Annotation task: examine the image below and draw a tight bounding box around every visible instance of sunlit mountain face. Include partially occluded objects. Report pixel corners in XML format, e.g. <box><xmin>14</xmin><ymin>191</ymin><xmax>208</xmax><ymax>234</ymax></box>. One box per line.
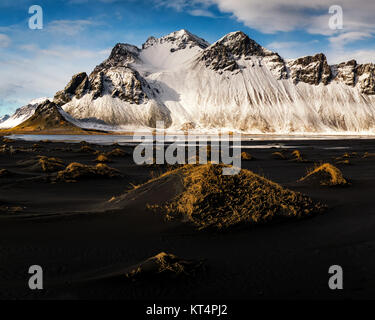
<box><xmin>3</xmin><ymin>29</ymin><xmax>375</xmax><ymax>134</ymax></box>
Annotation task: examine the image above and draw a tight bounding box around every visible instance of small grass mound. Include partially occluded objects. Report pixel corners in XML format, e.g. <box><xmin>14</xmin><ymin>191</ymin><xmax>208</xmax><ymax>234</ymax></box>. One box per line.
<box><xmin>124</xmin><ymin>252</ymin><xmax>203</xmax><ymax>280</ymax></box>
<box><xmin>298</xmin><ymin>163</ymin><xmax>349</xmax><ymax>186</ymax></box>
<box><xmin>2</xmin><ymin>138</ymin><xmax>14</xmax><ymax>143</ymax></box>
<box><xmin>0</xmin><ymin>169</ymin><xmax>12</xmax><ymax>177</ymax></box>
<box><xmin>272</xmin><ymin>151</ymin><xmax>287</xmax><ymax>160</ymax></box>
<box><xmin>291</xmin><ymin>150</ymin><xmax>307</xmax><ymax>162</ymax></box>
<box><xmin>151</xmin><ymin>164</ymin><xmax>324</xmax><ymax>230</ymax></box>
<box><xmin>79</xmin><ymin>145</ymin><xmax>96</xmax><ymax>153</ymax></box>
<box><xmin>106</xmin><ymin>148</ymin><xmax>127</xmax><ymax>157</ymax></box>
<box><xmin>241</xmin><ymin>151</ymin><xmax>253</xmax><ymax>161</ymax></box>
<box><xmin>56</xmin><ymin>162</ymin><xmax>121</xmax><ymax>182</ymax></box>
<box><xmin>363</xmin><ymin>152</ymin><xmax>375</xmax><ymax>159</ymax></box>
<box><xmin>335</xmin><ymin>159</ymin><xmax>350</xmax><ymax>165</ymax></box>
<box><xmin>17</xmin><ymin>156</ymin><xmax>65</xmax><ymax>172</ymax></box>
<box><xmin>95</xmin><ymin>154</ymin><xmax>111</xmax><ymax>163</ymax></box>
<box><xmin>0</xmin><ymin>144</ymin><xmax>9</xmax><ymax>153</ymax></box>
<box><xmin>0</xmin><ymin>203</ymin><xmax>24</xmax><ymax>213</ymax></box>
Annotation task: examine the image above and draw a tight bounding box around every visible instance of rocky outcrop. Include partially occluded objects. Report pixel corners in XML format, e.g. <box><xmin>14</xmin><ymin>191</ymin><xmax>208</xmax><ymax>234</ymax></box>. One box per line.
<box><xmin>196</xmin><ymin>31</ymin><xmax>287</xmax><ymax>79</ymax></box>
<box><xmin>357</xmin><ymin>63</ymin><xmax>375</xmax><ymax>95</ymax></box>
<box><xmin>288</xmin><ymin>53</ymin><xmax>332</xmax><ymax>85</ymax></box>
<box><xmin>54</xmin><ymin>45</ymin><xmax>153</xmax><ymax>106</ymax></box>
<box><xmin>54</xmin><ymin>72</ymin><xmax>90</xmax><ymax>106</ymax></box>
<box><xmin>198</xmin><ymin>42</ymin><xmax>239</xmax><ymax>72</ymax></box>
<box><xmin>332</xmin><ymin>60</ymin><xmax>375</xmax><ymax>95</ymax></box>
<box><xmin>89</xmin><ymin>67</ymin><xmax>152</xmax><ymax>104</ymax></box>
<box><xmin>92</xmin><ymin>43</ymin><xmax>140</xmax><ymax>74</ymax></box>
<box><xmin>335</xmin><ymin>60</ymin><xmax>357</xmax><ymax>87</ymax></box>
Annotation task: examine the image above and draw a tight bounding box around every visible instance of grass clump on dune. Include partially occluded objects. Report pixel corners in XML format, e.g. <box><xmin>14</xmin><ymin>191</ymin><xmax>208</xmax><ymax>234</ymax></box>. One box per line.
<box><xmin>124</xmin><ymin>252</ymin><xmax>203</xmax><ymax>280</ymax></box>
<box><xmin>56</xmin><ymin>162</ymin><xmax>121</xmax><ymax>182</ymax></box>
<box><xmin>106</xmin><ymin>148</ymin><xmax>127</xmax><ymax>157</ymax></box>
<box><xmin>151</xmin><ymin>164</ymin><xmax>324</xmax><ymax>230</ymax></box>
<box><xmin>241</xmin><ymin>151</ymin><xmax>253</xmax><ymax>160</ymax></box>
<box><xmin>95</xmin><ymin>154</ymin><xmax>111</xmax><ymax>163</ymax></box>
<box><xmin>291</xmin><ymin>150</ymin><xmax>307</xmax><ymax>162</ymax></box>
<box><xmin>17</xmin><ymin>156</ymin><xmax>65</xmax><ymax>173</ymax></box>
<box><xmin>363</xmin><ymin>152</ymin><xmax>375</xmax><ymax>159</ymax></box>
<box><xmin>0</xmin><ymin>169</ymin><xmax>12</xmax><ymax>177</ymax></box>
<box><xmin>272</xmin><ymin>151</ymin><xmax>287</xmax><ymax>160</ymax></box>
<box><xmin>298</xmin><ymin>163</ymin><xmax>348</xmax><ymax>186</ymax></box>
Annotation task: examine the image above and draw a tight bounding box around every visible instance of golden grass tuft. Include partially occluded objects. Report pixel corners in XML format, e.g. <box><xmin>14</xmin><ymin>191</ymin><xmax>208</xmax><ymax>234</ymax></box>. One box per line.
<box><xmin>56</xmin><ymin>162</ymin><xmax>121</xmax><ymax>182</ymax></box>
<box><xmin>363</xmin><ymin>152</ymin><xmax>375</xmax><ymax>159</ymax></box>
<box><xmin>95</xmin><ymin>154</ymin><xmax>111</xmax><ymax>163</ymax></box>
<box><xmin>37</xmin><ymin>156</ymin><xmax>65</xmax><ymax>172</ymax></box>
<box><xmin>151</xmin><ymin>164</ymin><xmax>324</xmax><ymax>230</ymax></box>
<box><xmin>241</xmin><ymin>151</ymin><xmax>253</xmax><ymax>160</ymax></box>
<box><xmin>272</xmin><ymin>151</ymin><xmax>287</xmax><ymax>160</ymax></box>
<box><xmin>17</xmin><ymin>156</ymin><xmax>65</xmax><ymax>172</ymax></box>
<box><xmin>79</xmin><ymin>145</ymin><xmax>96</xmax><ymax>153</ymax></box>
<box><xmin>124</xmin><ymin>252</ymin><xmax>203</xmax><ymax>280</ymax></box>
<box><xmin>335</xmin><ymin>159</ymin><xmax>350</xmax><ymax>165</ymax></box>
<box><xmin>291</xmin><ymin>150</ymin><xmax>306</xmax><ymax>162</ymax></box>
<box><xmin>106</xmin><ymin>148</ymin><xmax>127</xmax><ymax>157</ymax></box>
<box><xmin>0</xmin><ymin>169</ymin><xmax>11</xmax><ymax>177</ymax></box>
<box><xmin>299</xmin><ymin>163</ymin><xmax>348</xmax><ymax>186</ymax></box>
<box><xmin>2</xmin><ymin>138</ymin><xmax>14</xmax><ymax>143</ymax></box>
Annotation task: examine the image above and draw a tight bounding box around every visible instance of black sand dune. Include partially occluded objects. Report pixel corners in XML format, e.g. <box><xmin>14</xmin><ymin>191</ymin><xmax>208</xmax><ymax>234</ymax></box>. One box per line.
<box><xmin>1</xmin><ymin>136</ymin><xmax>375</xmax><ymax>299</ymax></box>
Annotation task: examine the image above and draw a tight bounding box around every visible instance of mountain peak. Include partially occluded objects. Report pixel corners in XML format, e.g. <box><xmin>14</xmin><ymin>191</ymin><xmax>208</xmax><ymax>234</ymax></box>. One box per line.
<box><xmin>0</xmin><ymin>114</ymin><xmax>9</xmax><ymax>123</ymax></box>
<box><xmin>214</xmin><ymin>31</ymin><xmax>267</xmax><ymax>57</ymax></box>
<box><xmin>142</xmin><ymin>29</ymin><xmax>210</xmax><ymax>51</ymax></box>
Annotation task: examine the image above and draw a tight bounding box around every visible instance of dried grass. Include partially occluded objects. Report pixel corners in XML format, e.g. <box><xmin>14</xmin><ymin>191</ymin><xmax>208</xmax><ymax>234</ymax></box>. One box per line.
<box><xmin>299</xmin><ymin>163</ymin><xmax>348</xmax><ymax>186</ymax></box>
<box><xmin>151</xmin><ymin>164</ymin><xmax>324</xmax><ymax>230</ymax></box>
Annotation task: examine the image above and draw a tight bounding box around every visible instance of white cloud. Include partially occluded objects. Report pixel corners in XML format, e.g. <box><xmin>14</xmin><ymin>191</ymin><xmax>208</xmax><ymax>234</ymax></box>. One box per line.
<box><xmin>267</xmin><ymin>41</ymin><xmax>305</xmax><ymax>50</ymax></box>
<box><xmin>0</xmin><ymin>45</ymin><xmax>110</xmax><ymax>113</ymax></box>
<box><xmin>199</xmin><ymin>0</ymin><xmax>375</xmax><ymax>36</ymax></box>
<box><xmin>188</xmin><ymin>9</ymin><xmax>215</xmax><ymax>18</ymax></box>
<box><xmin>327</xmin><ymin>49</ymin><xmax>375</xmax><ymax>65</ymax></box>
<box><xmin>329</xmin><ymin>31</ymin><xmax>373</xmax><ymax>47</ymax></box>
<box><xmin>0</xmin><ymin>34</ymin><xmax>11</xmax><ymax>48</ymax></box>
<box><xmin>47</xmin><ymin>19</ymin><xmax>96</xmax><ymax>36</ymax></box>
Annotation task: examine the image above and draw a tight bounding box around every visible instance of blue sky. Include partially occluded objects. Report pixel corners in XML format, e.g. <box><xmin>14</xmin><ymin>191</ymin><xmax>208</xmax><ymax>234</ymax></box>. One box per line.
<box><xmin>1</xmin><ymin>0</ymin><xmax>375</xmax><ymax>116</ymax></box>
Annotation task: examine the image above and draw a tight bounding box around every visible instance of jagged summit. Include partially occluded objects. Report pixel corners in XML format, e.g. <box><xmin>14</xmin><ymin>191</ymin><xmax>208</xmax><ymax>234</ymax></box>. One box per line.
<box><xmin>142</xmin><ymin>29</ymin><xmax>210</xmax><ymax>51</ymax></box>
<box><xmin>214</xmin><ymin>31</ymin><xmax>268</xmax><ymax>57</ymax></box>
<box><xmin>196</xmin><ymin>30</ymin><xmax>288</xmax><ymax>78</ymax></box>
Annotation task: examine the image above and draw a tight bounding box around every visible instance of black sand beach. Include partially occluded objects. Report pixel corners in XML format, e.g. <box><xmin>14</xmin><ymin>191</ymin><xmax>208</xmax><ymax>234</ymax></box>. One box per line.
<box><xmin>1</xmin><ymin>136</ymin><xmax>375</xmax><ymax>300</ymax></box>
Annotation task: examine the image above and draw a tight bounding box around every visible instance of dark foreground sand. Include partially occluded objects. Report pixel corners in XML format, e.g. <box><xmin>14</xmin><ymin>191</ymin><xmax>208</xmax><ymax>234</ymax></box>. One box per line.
<box><xmin>1</xmin><ymin>136</ymin><xmax>375</xmax><ymax>300</ymax></box>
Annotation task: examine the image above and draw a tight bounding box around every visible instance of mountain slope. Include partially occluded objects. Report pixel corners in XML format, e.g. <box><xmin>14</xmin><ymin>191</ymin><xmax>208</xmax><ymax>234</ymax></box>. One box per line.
<box><xmin>7</xmin><ymin>29</ymin><xmax>375</xmax><ymax>134</ymax></box>
<box><xmin>7</xmin><ymin>100</ymin><xmax>100</xmax><ymax>134</ymax></box>
<box><xmin>0</xmin><ymin>115</ymin><xmax>9</xmax><ymax>124</ymax></box>
<box><xmin>0</xmin><ymin>98</ymin><xmax>49</xmax><ymax>129</ymax></box>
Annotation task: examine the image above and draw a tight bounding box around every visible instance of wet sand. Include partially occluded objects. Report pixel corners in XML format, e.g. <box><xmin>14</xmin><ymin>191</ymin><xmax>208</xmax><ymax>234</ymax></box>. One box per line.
<box><xmin>1</xmin><ymin>136</ymin><xmax>375</xmax><ymax>300</ymax></box>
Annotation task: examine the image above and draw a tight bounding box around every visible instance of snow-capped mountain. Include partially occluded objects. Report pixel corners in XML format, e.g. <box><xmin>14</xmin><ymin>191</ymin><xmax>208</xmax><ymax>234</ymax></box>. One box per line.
<box><xmin>0</xmin><ymin>98</ymin><xmax>49</xmax><ymax>129</ymax></box>
<box><xmin>0</xmin><ymin>114</ymin><xmax>10</xmax><ymax>124</ymax></box>
<box><xmin>6</xmin><ymin>29</ymin><xmax>375</xmax><ymax>133</ymax></box>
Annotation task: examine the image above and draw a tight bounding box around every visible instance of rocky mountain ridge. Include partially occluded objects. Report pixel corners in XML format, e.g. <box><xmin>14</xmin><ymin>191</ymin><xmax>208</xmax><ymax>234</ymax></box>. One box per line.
<box><xmin>3</xmin><ymin>29</ymin><xmax>375</xmax><ymax>133</ymax></box>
